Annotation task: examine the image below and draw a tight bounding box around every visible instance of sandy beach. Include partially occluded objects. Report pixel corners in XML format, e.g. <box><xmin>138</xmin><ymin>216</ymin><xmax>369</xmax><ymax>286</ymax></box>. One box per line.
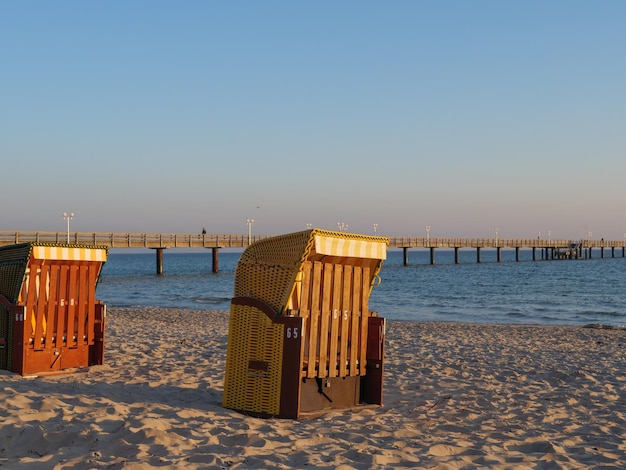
<box><xmin>1</xmin><ymin>307</ymin><xmax>625</xmax><ymax>469</ymax></box>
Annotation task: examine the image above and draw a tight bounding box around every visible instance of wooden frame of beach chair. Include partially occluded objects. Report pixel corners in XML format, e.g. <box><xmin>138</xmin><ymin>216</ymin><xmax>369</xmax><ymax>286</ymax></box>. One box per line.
<box><xmin>223</xmin><ymin>229</ymin><xmax>388</xmax><ymax>419</ymax></box>
<box><xmin>0</xmin><ymin>243</ymin><xmax>108</xmax><ymax>376</ymax></box>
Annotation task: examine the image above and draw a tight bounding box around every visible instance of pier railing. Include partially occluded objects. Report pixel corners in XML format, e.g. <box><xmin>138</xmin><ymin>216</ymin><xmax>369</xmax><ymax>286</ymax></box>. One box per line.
<box><xmin>0</xmin><ymin>231</ymin><xmax>266</xmax><ymax>248</ymax></box>
<box><xmin>0</xmin><ymin>231</ymin><xmax>624</xmax><ymax>249</ymax></box>
<box><xmin>386</xmin><ymin>237</ymin><xmax>623</xmax><ymax>249</ymax></box>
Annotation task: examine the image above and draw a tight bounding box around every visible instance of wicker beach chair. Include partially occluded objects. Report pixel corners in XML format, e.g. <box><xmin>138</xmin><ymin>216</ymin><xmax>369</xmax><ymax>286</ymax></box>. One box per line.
<box><xmin>0</xmin><ymin>243</ymin><xmax>108</xmax><ymax>376</ymax></box>
<box><xmin>223</xmin><ymin>229</ymin><xmax>389</xmax><ymax>418</ymax></box>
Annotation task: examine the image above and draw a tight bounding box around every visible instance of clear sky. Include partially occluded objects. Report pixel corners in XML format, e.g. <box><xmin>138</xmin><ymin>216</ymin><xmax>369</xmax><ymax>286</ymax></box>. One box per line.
<box><xmin>2</xmin><ymin>1</ymin><xmax>625</xmax><ymax>240</ymax></box>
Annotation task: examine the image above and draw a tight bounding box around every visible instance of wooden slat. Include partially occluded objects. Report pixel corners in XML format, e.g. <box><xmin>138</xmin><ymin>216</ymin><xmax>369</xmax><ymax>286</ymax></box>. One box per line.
<box><xmin>76</xmin><ymin>265</ymin><xmax>87</xmax><ymax>345</ymax></box>
<box><xmin>339</xmin><ymin>266</ymin><xmax>352</xmax><ymax>377</ymax></box>
<box><xmin>57</xmin><ymin>265</ymin><xmax>69</xmax><ymax>347</ymax></box>
<box><xmin>349</xmin><ymin>266</ymin><xmax>362</xmax><ymax>376</ymax></box>
<box><xmin>34</xmin><ymin>263</ymin><xmax>49</xmax><ymax>350</ymax></box>
<box><xmin>299</xmin><ymin>262</ymin><xmax>312</xmax><ymax>376</ymax></box>
<box><xmin>306</xmin><ymin>261</ymin><xmax>322</xmax><ymax>378</ymax></box>
<box><xmin>86</xmin><ymin>264</ymin><xmax>98</xmax><ymax>344</ymax></box>
<box><xmin>67</xmin><ymin>265</ymin><xmax>78</xmax><ymax>347</ymax></box>
<box><xmin>317</xmin><ymin>263</ymin><xmax>333</xmax><ymax>378</ymax></box>
<box><xmin>299</xmin><ymin>261</ymin><xmax>312</xmax><ymax>320</ymax></box>
<box><xmin>24</xmin><ymin>263</ymin><xmax>39</xmax><ymax>347</ymax></box>
<box><xmin>328</xmin><ymin>264</ymin><xmax>343</xmax><ymax>378</ymax></box>
<box><xmin>359</xmin><ymin>266</ymin><xmax>371</xmax><ymax>375</ymax></box>
<box><xmin>45</xmin><ymin>264</ymin><xmax>60</xmax><ymax>348</ymax></box>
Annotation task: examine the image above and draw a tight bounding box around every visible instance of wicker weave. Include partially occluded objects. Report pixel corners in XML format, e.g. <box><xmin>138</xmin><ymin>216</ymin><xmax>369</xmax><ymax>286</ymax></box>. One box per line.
<box><xmin>222</xmin><ymin>303</ymin><xmax>284</xmax><ymax>415</ymax></box>
<box><xmin>0</xmin><ymin>243</ymin><xmax>32</xmax><ymax>304</ymax></box>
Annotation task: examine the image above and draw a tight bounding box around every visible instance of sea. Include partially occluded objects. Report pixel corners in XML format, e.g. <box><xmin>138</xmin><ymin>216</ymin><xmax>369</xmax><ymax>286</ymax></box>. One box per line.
<box><xmin>96</xmin><ymin>248</ymin><xmax>626</xmax><ymax>327</ymax></box>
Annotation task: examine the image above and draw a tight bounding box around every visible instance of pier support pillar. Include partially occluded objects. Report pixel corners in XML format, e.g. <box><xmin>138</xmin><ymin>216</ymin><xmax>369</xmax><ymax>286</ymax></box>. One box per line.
<box><xmin>601</xmin><ymin>247</ymin><xmax>605</xmax><ymax>259</ymax></box>
<box><xmin>476</xmin><ymin>247</ymin><xmax>481</xmax><ymax>263</ymax></box>
<box><xmin>611</xmin><ymin>247</ymin><xmax>615</xmax><ymax>258</ymax></box>
<box><xmin>155</xmin><ymin>248</ymin><xmax>164</xmax><ymax>275</ymax></box>
<box><xmin>212</xmin><ymin>247</ymin><xmax>219</xmax><ymax>273</ymax></box>
<box><xmin>430</xmin><ymin>247</ymin><xmax>436</xmax><ymax>265</ymax></box>
<box><xmin>623</xmin><ymin>247</ymin><xmax>625</xmax><ymax>258</ymax></box>
<box><xmin>403</xmin><ymin>247</ymin><xmax>409</xmax><ymax>266</ymax></box>
<box><xmin>496</xmin><ymin>247</ymin><xmax>502</xmax><ymax>263</ymax></box>
<box><xmin>515</xmin><ymin>247</ymin><xmax>520</xmax><ymax>262</ymax></box>
<box><xmin>589</xmin><ymin>248</ymin><xmax>593</xmax><ymax>259</ymax></box>
<box><xmin>532</xmin><ymin>247</ymin><xmax>537</xmax><ymax>261</ymax></box>
<box><xmin>454</xmin><ymin>247</ymin><xmax>460</xmax><ymax>264</ymax></box>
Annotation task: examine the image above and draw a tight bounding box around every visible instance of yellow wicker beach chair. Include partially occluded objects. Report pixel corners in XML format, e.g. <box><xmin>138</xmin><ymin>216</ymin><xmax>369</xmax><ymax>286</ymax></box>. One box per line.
<box><xmin>0</xmin><ymin>243</ymin><xmax>108</xmax><ymax>376</ymax></box>
<box><xmin>223</xmin><ymin>229</ymin><xmax>388</xmax><ymax>418</ymax></box>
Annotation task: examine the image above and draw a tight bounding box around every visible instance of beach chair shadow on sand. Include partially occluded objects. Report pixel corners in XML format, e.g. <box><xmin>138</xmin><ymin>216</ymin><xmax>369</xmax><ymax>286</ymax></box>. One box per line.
<box><xmin>0</xmin><ymin>243</ymin><xmax>108</xmax><ymax>376</ymax></box>
<box><xmin>223</xmin><ymin>229</ymin><xmax>389</xmax><ymax>419</ymax></box>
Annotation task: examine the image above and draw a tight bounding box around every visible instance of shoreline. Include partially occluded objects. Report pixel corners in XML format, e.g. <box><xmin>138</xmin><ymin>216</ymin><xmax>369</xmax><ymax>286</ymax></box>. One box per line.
<box><xmin>1</xmin><ymin>307</ymin><xmax>625</xmax><ymax>468</ymax></box>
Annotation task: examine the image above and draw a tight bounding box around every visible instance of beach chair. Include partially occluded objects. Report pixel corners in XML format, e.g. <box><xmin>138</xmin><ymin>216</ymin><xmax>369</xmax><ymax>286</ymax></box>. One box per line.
<box><xmin>223</xmin><ymin>229</ymin><xmax>388</xmax><ymax>418</ymax></box>
<box><xmin>0</xmin><ymin>243</ymin><xmax>108</xmax><ymax>376</ymax></box>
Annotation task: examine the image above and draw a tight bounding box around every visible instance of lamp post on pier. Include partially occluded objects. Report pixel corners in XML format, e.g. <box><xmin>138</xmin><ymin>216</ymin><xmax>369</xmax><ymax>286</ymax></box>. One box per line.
<box><xmin>494</xmin><ymin>227</ymin><xmax>499</xmax><ymax>247</ymax></box>
<box><xmin>63</xmin><ymin>212</ymin><xmax>74</xmax><ymax>243</ymax></box>
<box><xmin>425</xmin><ymin>225</ymin><xmax>431</xmax><ymax>245</ymax></box>
<box><xmin>373</xmin><ymin>224</ymin><xmax>378</xmax><ymax>235</ymax></box>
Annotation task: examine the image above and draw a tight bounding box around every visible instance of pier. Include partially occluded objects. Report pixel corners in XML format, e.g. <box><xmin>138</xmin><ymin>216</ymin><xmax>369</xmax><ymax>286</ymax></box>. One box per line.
<box><xmin>388</xmin><ymin>237</ymin><xmax>625</xmax><ymax>265</ymax></box>
<box><xmin>1</xmin><ymin>231</ymin><xmax>624</xmax><ymax>274</ymax></box>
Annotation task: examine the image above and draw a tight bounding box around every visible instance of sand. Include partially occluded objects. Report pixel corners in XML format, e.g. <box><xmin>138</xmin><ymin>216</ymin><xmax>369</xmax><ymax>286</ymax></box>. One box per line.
<box><xmin>1</xmin><ymin>307</ymin><xmax>625</xmax><ymax>469</ymax></box>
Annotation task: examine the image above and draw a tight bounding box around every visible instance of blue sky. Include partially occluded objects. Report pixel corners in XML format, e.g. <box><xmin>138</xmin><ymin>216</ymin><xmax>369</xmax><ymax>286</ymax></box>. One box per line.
<box><xmin>2</xmin><ymin>1</ymin><xmax>625</xmax><ymax>240</ymax></box>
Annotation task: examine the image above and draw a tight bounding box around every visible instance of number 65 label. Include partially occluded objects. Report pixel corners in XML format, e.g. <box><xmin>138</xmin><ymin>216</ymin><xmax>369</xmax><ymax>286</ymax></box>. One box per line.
<box><xmin>286</xmin><ymin>327</ymin><xmax>299</xmax><ymax>339</ymax></box>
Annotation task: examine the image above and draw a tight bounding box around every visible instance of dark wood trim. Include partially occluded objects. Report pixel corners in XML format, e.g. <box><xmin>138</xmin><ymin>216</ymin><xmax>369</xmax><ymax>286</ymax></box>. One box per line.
<box><xmin>231</xmin><ymin>296</ymin><xmax>279</xmax><ymax>321</ymax></box>
<box><xmin>277</xmin><ymin>315</ymin><xmax>303</xmax><ymax>418</ymax></box>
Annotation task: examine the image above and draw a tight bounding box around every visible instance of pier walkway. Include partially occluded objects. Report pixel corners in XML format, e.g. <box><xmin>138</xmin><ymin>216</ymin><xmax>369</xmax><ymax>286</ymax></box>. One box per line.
<box><xmin>1</xmin><ymin>231</ymin><xmax>624</xmax><ymax>274</ymax></box>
